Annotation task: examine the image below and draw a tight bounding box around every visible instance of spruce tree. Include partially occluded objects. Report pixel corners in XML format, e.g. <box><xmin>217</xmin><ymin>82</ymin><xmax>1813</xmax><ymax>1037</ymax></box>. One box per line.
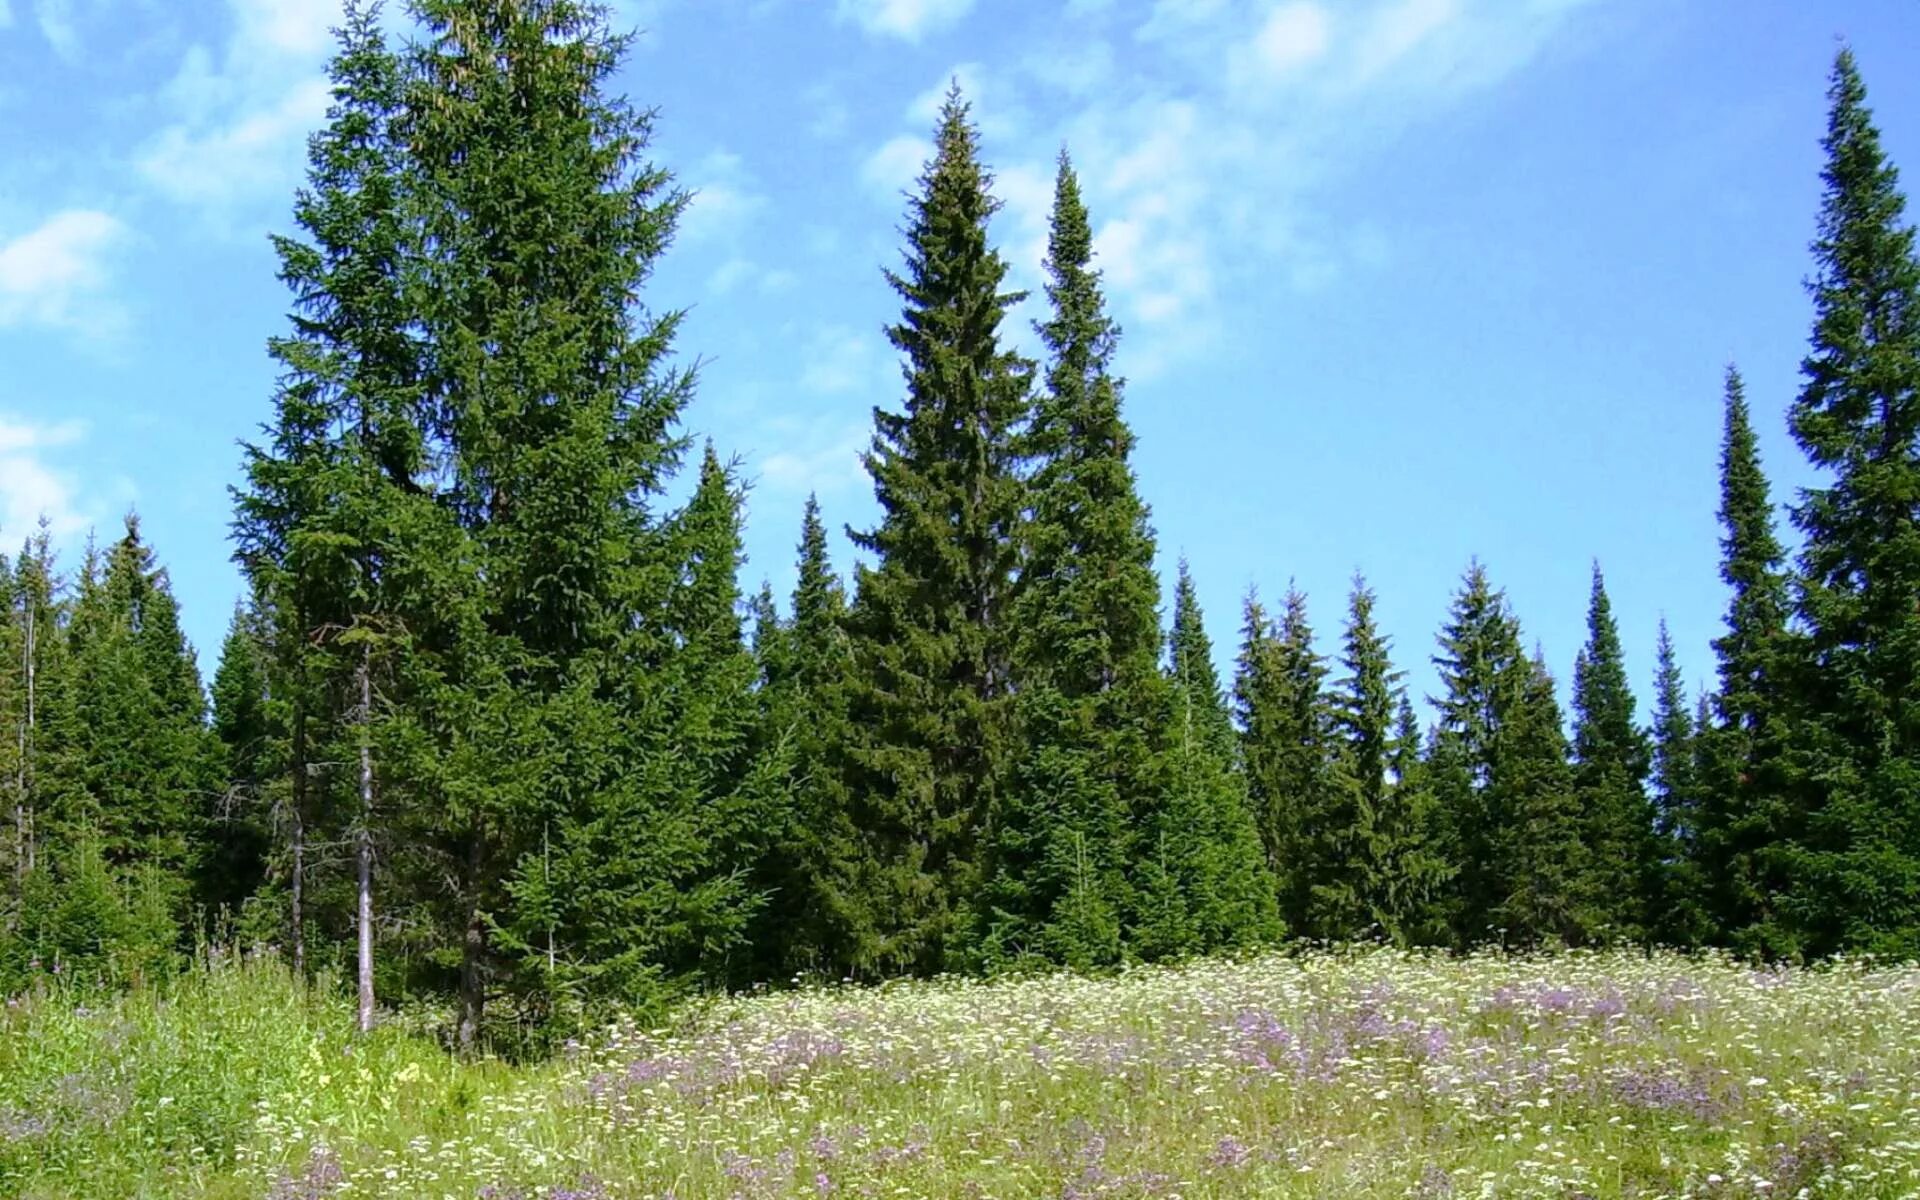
<box><xmin>1332</xmin><ymin>576</ymin><xmax>1443</xmax><ymax>943</ymax></box>
<box><xmin>974</xmin><ymin>152</ymin><xmax>1162</xmax><ymax>971</ymax></box>
<box><xmin>1649</xmin><ymin>619</ymin><xmax>1707</xmax><ymax>947</ymax></box>
<box><xmin>1235</xmin><ymin>587</ymin><xmax>1341</xmax><ymax>934</ymax></box>
<box><xmin>237</xmin><ymin>1</ymin><xmax>431</xmax><ymax>1025</ymax></box>
<box><xmin>839</xmin><ymin>89</ymin><xmax>1032</xmax><ymax>975</ymax></box>
<box><xmin>402</xmin><ymin>0</ymin><xmax>700</xmax><ymax>1040</ymax></box>
<box><xmin>6</xmin><ymin>526</ymin><xmax>60</xmax><ymax>892</ymax></box>
<box><xmin>1699</xmin><ymin>363</ymin><xmax>1793</xmax><ymax>952</ymax></box>
<box><xmin>1779</xmin><ymin>49</ymin><xmax>1920</xmax><ymax>956</ymax></box>
<box><xmin>1498</xmin><ymin>650</ymin><xmax>1586</xmax><ymax>945</ymax></box>
<box><xmin>1384</xmin><ymin>692</ymin><xmax>1449</xmax><ymax>944</ymax></box>
<box><xmin>1569</xmin><ymin>564</ymin><xmax>1654</xmax><ymax>942</ymax></box>
<box><xmin>1139</xmin><ymin>564</ymin><xmax>1278</xmax><ymax>959</ymax></box>
<box><xmin>749</xmin><ymin>496</ymin><xmax>860</xmax><ymax>978</ymax></box>
<box><xmin>1430</xmin><ymin>564</ymin><xmax>1585</xmax><ymax>946</ymax></box>
<box><xmin>203</xmin><ymin>601</ymin><xmax>276</xmax><ymax>929</ymax></box>
<box><xmin>1427</xmin><ymin>563</ymin><xmax>1514</xmax><ymax>944</ymax></box>
<box><xmin>527</xmin><ymin>447</ymin><xmax>771</xmax><ymax>1009</ymax></box>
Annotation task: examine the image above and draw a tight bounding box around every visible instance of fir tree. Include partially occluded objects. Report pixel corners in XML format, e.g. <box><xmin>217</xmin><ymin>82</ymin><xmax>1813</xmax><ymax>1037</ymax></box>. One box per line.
<box><xmin>403</xmin><ymin>0</ymin><xmax>700</xmax><ymax>1042</ymax></box>
<box><xmin>1699</xmin><ymin>363</ymin><xmax>1793</xmax><ymax>953</ymax></box>
<box><xmin>1780</xmin><ymin>49</ymin><xmax>1920</xmax><ymax>957</ymax></box>
<box><xmin>840</xmin><ymin>89</ymin><xmax>1033</xmax><ymax>975</ymax></box>
<box><xmin>974</xmin><ymin>152</ymin><xmax>1162</xmax><ymax>971</ymax></box>
<box><xmin>1569</xmin><ymin>564</ymin><xmax>1654</xmax><ymax>943</ymax></box>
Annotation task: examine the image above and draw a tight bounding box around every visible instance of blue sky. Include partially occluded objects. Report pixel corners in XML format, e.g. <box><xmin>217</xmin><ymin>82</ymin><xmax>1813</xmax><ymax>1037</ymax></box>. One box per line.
<box><xmin>3</xmin><ymin>0</ymin><xmax>1918</xmax><ymax>721</ymax></box>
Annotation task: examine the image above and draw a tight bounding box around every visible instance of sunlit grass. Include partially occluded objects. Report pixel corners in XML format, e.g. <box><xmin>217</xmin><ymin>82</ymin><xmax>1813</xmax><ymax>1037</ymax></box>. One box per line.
<box><xmin>3</xmin><ymin>947</ymin><xmax>1917</xmax><ymax>1198</ymax></box>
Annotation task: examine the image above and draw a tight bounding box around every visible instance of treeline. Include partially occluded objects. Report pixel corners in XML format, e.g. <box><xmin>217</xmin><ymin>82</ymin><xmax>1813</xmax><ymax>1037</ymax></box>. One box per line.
<box><xmin>2</xmin><ymin>1</ymin><xmax>1916</xmax><ymax>1045</ymax></box>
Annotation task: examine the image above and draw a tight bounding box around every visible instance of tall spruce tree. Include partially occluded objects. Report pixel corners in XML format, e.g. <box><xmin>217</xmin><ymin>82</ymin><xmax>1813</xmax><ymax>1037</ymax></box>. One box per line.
<box><xmin>405</xmin><ymin>0</ymin><xmax>701</xmax><ymax>1041</ymax></box>
<box><xmin>1779</xmin><ymin>49</ymin><xmax>1920</xmax><ymax>957</ymax></box>
<box><xmin>1569</xmin><ymin>565</ymin><xmax>1654</xmax><ymax>943</ymax></box>
<box><xmin>1699</xmin><ymin>364</ymin><xmax>1793</xmax><ymax>953</ymax></box>
<box><xmin>1140</xmin><ymin>564</ymin><xmax>1278</xmax><ymax>959</ymax></box>
<box><xmin>974</xmin><ymin>152</ymin><xmax>1163</xmax><ymax>970</ymax></box>
<box><xmin>236</xmin><ymin>1</ymin><xmax>431</xmax><ymax>1028</ymax></box>
<box><xmin>840</xmin><ymin>89</ymin><xmax>1032</xmax><ymax>975</ymax></box>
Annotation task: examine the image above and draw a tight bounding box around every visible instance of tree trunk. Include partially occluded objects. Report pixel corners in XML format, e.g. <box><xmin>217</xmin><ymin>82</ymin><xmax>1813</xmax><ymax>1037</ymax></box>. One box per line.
<box><xmin>356</xmin><ymin>647</ymin><xmax>376</xmax><ymax>1034</ymax></box>
<box><xmin>15</xmin><ymin>601</ymin><xmax>33</xmax><ymax>884</ymax></box>
<box><xmin>457</xmin><ymin>828</ymin><xmax>485</xmax><ymax>1054</ymax></box>
<box><xmin>290</xmin><ymin>700</ymin><xmax>308</xmax><ymax>979</ymax></box>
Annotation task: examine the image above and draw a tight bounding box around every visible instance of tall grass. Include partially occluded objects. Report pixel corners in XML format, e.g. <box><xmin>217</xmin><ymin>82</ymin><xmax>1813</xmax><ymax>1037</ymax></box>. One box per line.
<box><xmin>2</xmin><ymin>948</ymin><xmax>1916</xmax><ymax>1198</ymax></box>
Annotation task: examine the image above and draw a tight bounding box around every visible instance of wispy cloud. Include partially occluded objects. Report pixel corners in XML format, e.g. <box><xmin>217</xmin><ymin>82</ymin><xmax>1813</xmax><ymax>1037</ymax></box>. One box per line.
<box><xmin>0</xmin><ymin>414</ymin><xmax>93</xmax><ymax>539</ymax></box>
<box><xmin>854</xmin><ymin>0</ymin><xmax>1602</xmax><ymax>377</ymax></box>
<box><xmin>0</xmin><ymin>209</ymin><xmax>127</xmax><ymax>337</ymax></box>
<box><xmin>861</xmin><ymin>134</ymin><xmax>932</xmax><ymax>198</ymax></box>
<box><xmin>754</xmin><ymin>412</ymin><xmax>871</xmax><ymax>498</ymax></box>
<box><xmin>835</xmin><ymin>0</ymin><xmax>974</xmax><ymax>42</ymax></box>
<box><xmin>33</xmin><ymin>0</ymin><xmax>78</xmax><ymax>60</ymax></box>
<box><xmin>134</xmin><ymin>0</ymin><xmax>342</xmax><ymax>221</ymax></box>
<box><xmin>680</xmin><ymin>150</ymin><xmax>768</xmax><ymax>246</ymax></box>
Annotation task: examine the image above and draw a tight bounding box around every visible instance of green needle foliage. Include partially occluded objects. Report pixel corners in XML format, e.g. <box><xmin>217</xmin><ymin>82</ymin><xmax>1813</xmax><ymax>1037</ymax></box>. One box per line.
<box><xmin>1699</xmin><ymin>364</ymin><xmax>1794</xmax><ymax>955</ymax></box>
<box><xmin>840</xmin><ymin>90</ymin><xmax>1033</xmax><ymax>977</ymax></box>
<box><xmin>1141</xmin><ymin>564</ymin><xmax>1278</xmax><ymax>960</ymax></box>
<box><xmin>1773</xmin><ymin>49</ymin><xmax>1920</xmax><ymax>959</ymax></box>
<box><xmin>1570</xmin><ymin>565</ymin><xmax>1654</xmax><ymax>944</ymax></box>
<box><xmin>974</xmin><ymin>153</ymin><xmax>1164</xmax><ymax>972</ymax></box>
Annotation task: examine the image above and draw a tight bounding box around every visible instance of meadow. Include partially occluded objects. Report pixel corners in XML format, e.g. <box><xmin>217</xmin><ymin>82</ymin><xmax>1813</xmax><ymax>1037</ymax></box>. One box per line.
<box><xmin>1</xmin><ymin>948</ymin><xmax>1917</xmax><ymax>1199</ymax></box>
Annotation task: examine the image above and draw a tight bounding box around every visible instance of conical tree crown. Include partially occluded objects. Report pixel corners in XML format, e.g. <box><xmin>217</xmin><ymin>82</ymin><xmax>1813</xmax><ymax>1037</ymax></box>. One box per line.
<box><xmin>840</xmin><ymin>87</ymin><xmax>1033</xmax><ymax>976</ymax></box>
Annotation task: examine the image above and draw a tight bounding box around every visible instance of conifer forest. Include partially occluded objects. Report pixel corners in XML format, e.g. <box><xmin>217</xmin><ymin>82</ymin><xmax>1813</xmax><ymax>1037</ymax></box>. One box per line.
<box><xmin>3</xmin><ymin>3</ymin><xmax>1920</xmax><ymax>1195</ymax></box>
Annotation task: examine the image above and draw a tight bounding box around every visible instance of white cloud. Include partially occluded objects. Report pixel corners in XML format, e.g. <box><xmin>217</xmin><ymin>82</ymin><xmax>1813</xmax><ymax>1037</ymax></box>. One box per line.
<box><xmin>138</xmin><ymin>76</ymin><xmax>332</xmax><ymax>208</ymax></box>
<box><xmin>835</xmin><ymin>0</ymin><xmax>973</xmax><ymax>41</ymax></box>
<box><xmin>862</xmin><ymin>134</ymin><xmax>931</xmax><ymax>197</ymax></box>
<box><xmin>835</xmin><ymin>0</ymin><xmax>1598</xmax><ymax>378</ymax></box>
<box><xmin>34</xmin><ymin>0</ymin><xmax>77</xmax><ymax>59</ymax></box>
<box><xmin>1251</xmin><ymin>2</ymin><xmax>1331</xmax><ymax>76</ymax></box>
<box><xmin>232</xmin><ymin>0</ymin><xmax>340</xmax><ymax>57</ymax></box>
<box><xmin>707</xmin><ymin>257</ymin><xmax>796</xmax><ymax>297</ymax></box>
<box><xmin>755</xmin><ymin>414</ymin><xmax>870</xmax><ymax>497</ymax></box>
<box><xmin>0</xmin><ymin>209</ymin><xmax>127</xmax><ymax>336</ymax></box>
<box><xmin>1352</xmin><ymin>0</ymin><xmax>1457</xmax><ymax>84</ymax></box>
<box><xmin>799</xmin><ymin>324</ymin><xmax>889</xmax><ymax>397</ymax></box>
<box><xmin>680</xmin><ymin>150</ymin><xmax>768</xmax><ymax>246</ymax></box>
<box><xmin>135</xmin><ymin>0</ymin><xmax>343</xmax><ymax>218</ymax></box>
<box><xmin>0</xmin><ymin>415</ymin><xmax>91</xmax><ymax>539</ymax></box>
<box><xmin>0</xmin><ymin>1</ymin><xmax>13</xmax><ymax>29</ymax></box>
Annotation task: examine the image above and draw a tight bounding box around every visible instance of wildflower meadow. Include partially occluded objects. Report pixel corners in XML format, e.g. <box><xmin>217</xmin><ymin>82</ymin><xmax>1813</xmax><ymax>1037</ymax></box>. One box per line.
<box><xmin>2</xmin><ymin>948</ymin><xmax>1917</xmax><ymax>1198</ymax></box>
